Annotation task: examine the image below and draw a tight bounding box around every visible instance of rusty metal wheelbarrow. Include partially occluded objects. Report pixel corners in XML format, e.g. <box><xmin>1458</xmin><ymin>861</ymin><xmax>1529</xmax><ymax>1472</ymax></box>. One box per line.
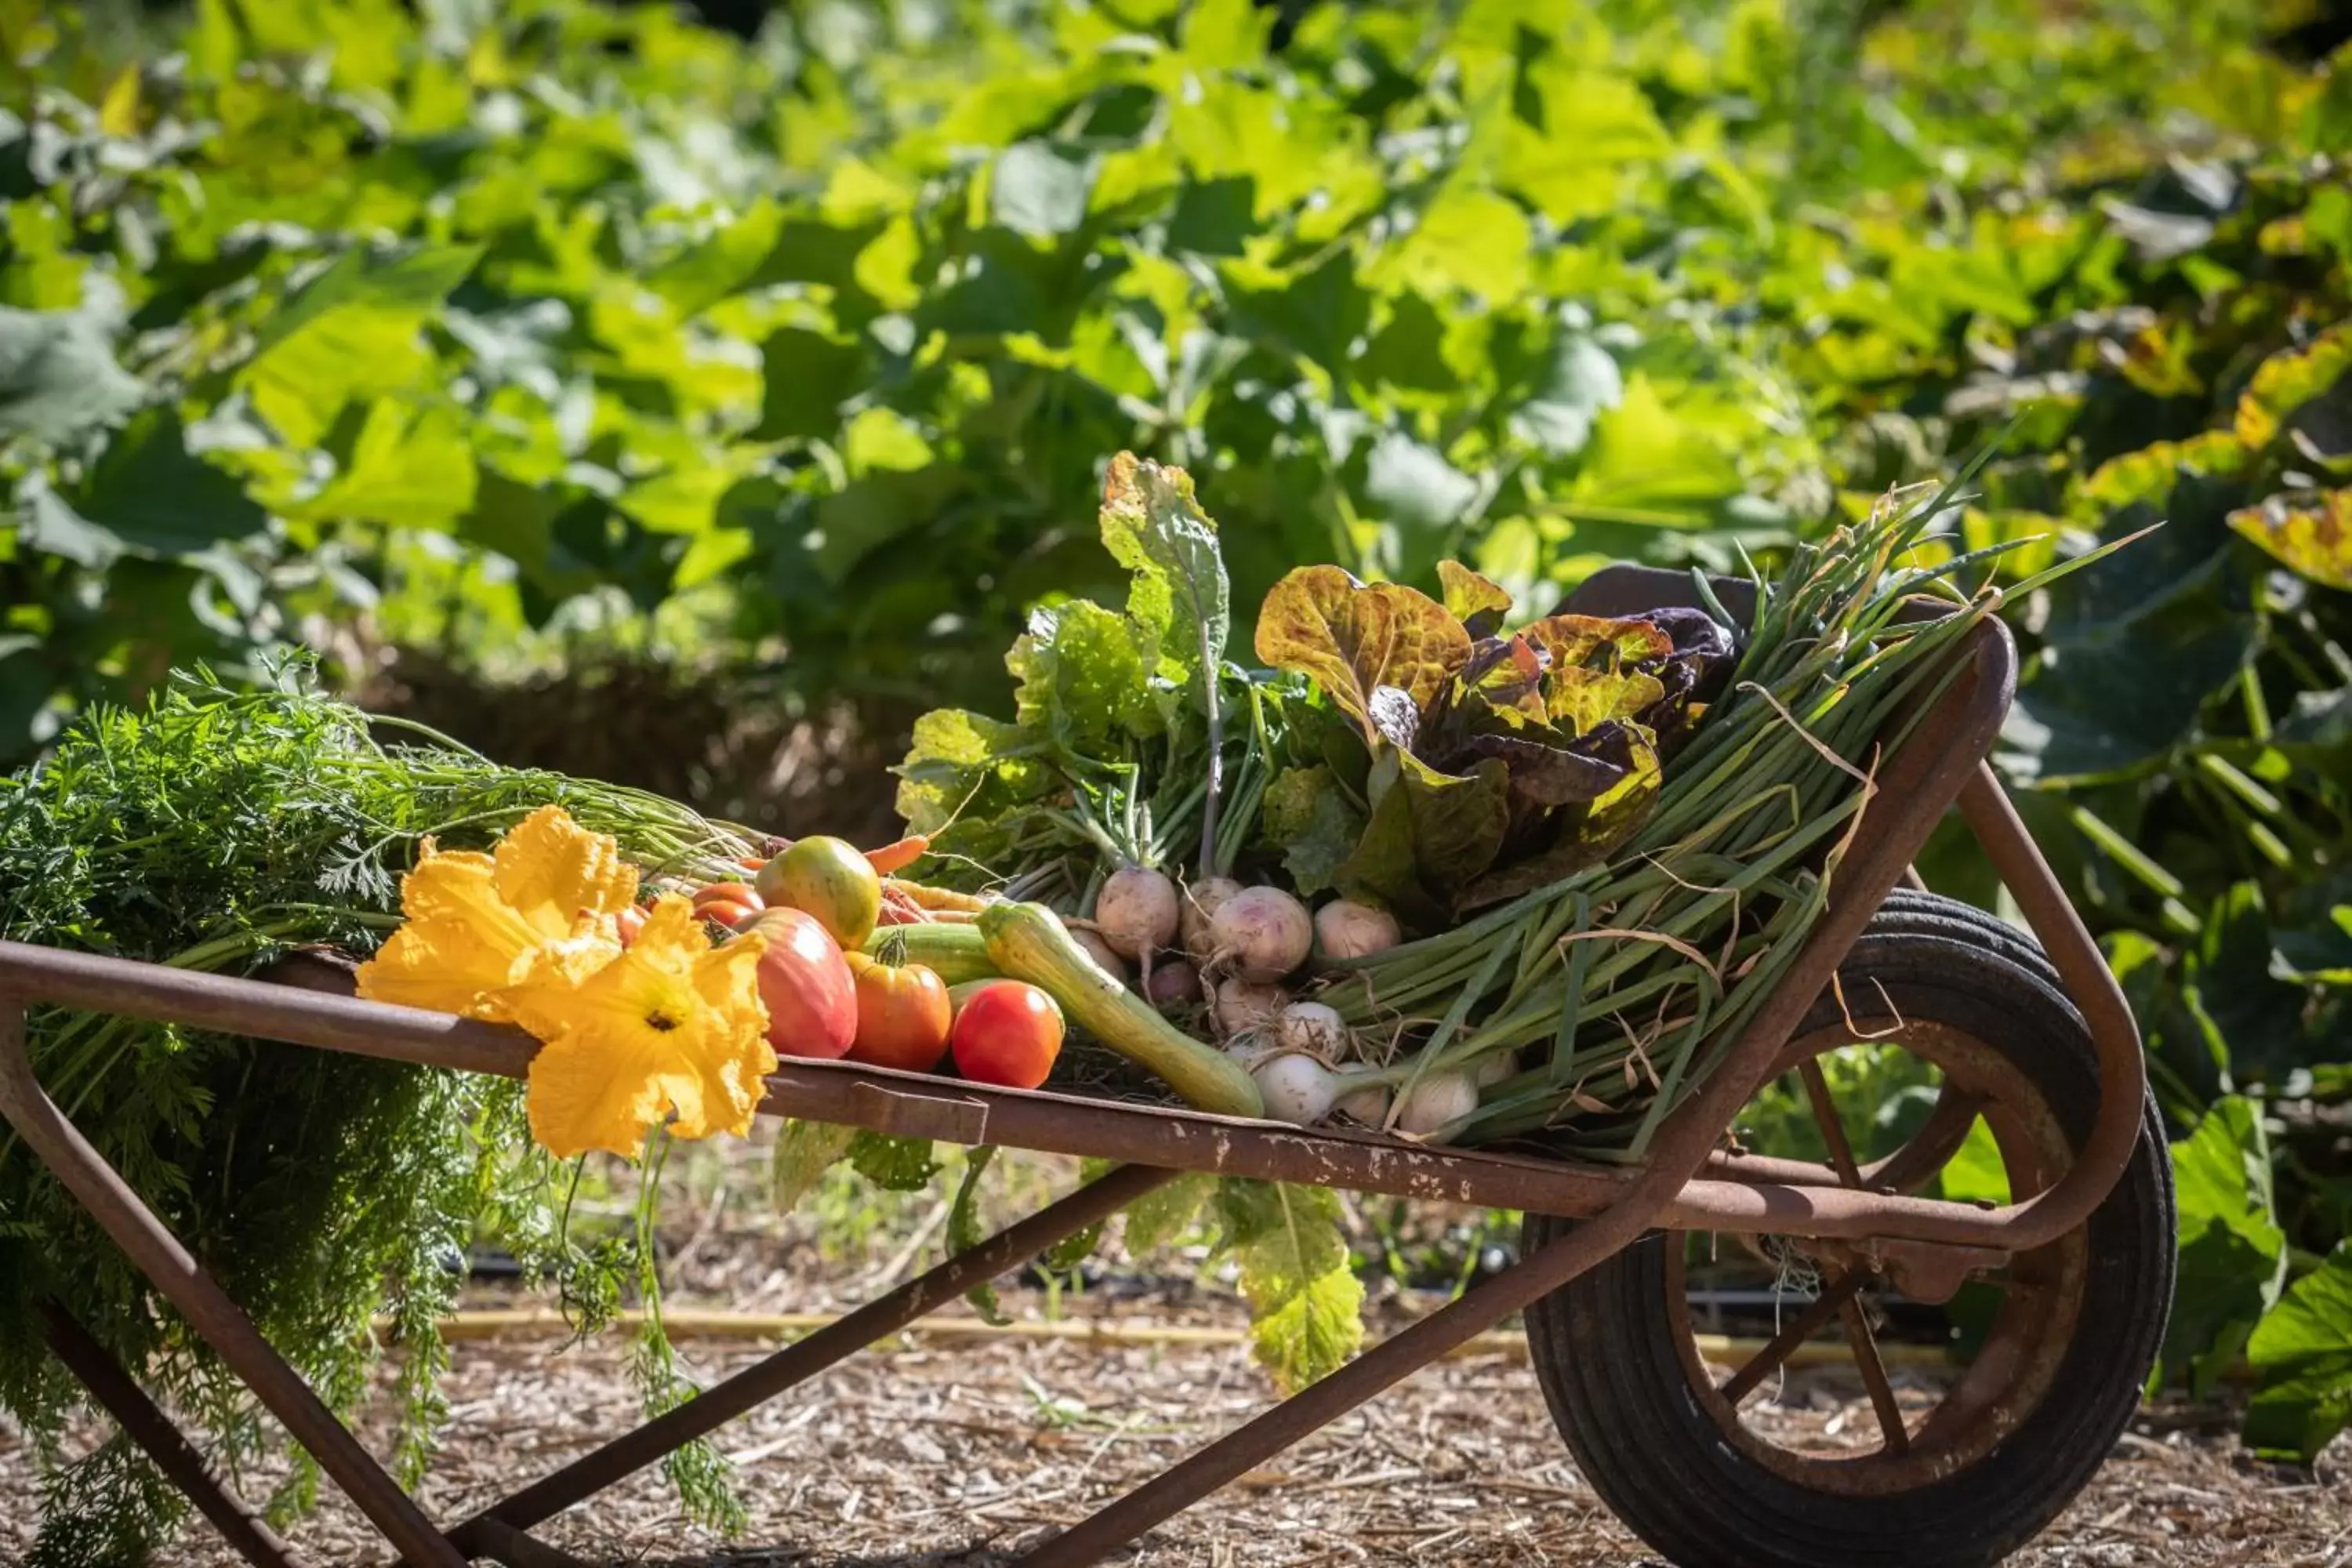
<box><xmin>0</xmin><ymin>568</ymin><xmax>2173</xmax><ymax>1568</ymax></box>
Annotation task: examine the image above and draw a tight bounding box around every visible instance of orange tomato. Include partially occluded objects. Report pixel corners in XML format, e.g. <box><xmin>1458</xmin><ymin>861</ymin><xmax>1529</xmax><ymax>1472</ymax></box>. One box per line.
<box><xmin>844</xmin><ymin>956</ymin><xmax>952</xmax><ymax>1073</ymax></box>
<box><xmin>699</xmin><ymin>899</ymin><xmax>760</xmax><ymax>931</ymax></box>
<box><xmin>692</xmin><ymin>880</ymin><xmax>764</xmax><ymax>912</ymax></box>
<box><xmin>949</xmin><ymin>981</ymin><xmax>1065</xmax><ymax>1090</ymax></box>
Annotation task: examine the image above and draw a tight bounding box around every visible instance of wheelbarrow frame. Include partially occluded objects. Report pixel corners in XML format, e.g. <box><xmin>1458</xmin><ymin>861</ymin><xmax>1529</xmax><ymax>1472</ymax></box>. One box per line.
<box><xmin>0</xmin><ymin>579</ymin><xmax>2150</xmax><ymax>1568</ymax></box>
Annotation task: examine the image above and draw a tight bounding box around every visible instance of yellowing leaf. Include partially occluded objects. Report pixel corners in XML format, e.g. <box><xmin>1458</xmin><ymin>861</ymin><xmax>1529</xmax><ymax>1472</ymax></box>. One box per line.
<box><xmin>2229</xmin><ymin>491</ymin><xmax>2352</xmax><ymax>590</ymax></box>
<box><xmin>98</xmin><ymin>65</ymin><xmax>143</xmax><ymax>138</ymax></box>
<box><xmin>1255</xmin><ymin>565</ymin><xmax>1469</xmax><ymax>742</ymax></box>
<box><xmin>2234</xmin><ymin>324</ymin><xmax>2352</xmax><ymax>452</ymax></box>
<box><xmin>2077</xmin><ymin>430</ymin><xmax>2250</xmax><ymax>514</ymax></box>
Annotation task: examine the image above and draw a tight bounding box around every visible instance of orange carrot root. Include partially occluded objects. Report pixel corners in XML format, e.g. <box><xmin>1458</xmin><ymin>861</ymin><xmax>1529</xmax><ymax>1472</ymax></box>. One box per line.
<box><xmin>864</xmin><ymin>835</ymin><xmax>931</xmax><ymax>875</ymax></box>
<box><xmin>886</xmin><ymin>879</ymin><xmax>988</xmax><ymax>913</ymax></box>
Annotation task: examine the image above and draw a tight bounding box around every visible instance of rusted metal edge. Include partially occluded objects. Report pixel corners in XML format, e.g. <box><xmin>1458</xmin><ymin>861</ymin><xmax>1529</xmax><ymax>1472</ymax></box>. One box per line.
<box><xmin>0</xmin><ymin>937</ymin><xmax>2053</xmax><ymax>1247</ymax></box>
<box><xmin>448</xmin><ymin>1162</ymin><xmax>1173</xmax><ymax>1550</ymax></box>
<box><xmin>0</xmin><ymin>1006</ymin><xmax>469</xmax><ymax>1568</ymax></box>
<box><xmin>39</xmin><ymin>1306</ymin><xmax>311</xmax><ymax>1568</ymax></box>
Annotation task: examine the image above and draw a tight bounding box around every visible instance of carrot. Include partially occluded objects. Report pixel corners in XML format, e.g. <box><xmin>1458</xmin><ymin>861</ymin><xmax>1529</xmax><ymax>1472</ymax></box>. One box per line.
<box><xmin>739</xmin><ymin>854</ymin><xmax>768</xmax><ymax>872</ymax></box>
<box><xmin>887</xmin><ymin>879</ymin><xmax>989</xmax><ymax>913</ymax></box>
<box><xmin>877</xmin><ymin>885</ymin><xmax>935</xmax><ymax>926</ymax></box>
<box><xmin>863</xmin><ymin>835</ymin><xmax>930</xmax><ymax>876</ymax></box>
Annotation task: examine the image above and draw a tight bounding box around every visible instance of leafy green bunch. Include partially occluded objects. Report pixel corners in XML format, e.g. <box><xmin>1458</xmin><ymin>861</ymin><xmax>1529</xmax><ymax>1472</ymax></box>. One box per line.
<box><xmin>895</xmin><ymin>452</ymin><xmax>1280</xmax><ymax>903</ymax></box>
<box><xmin>0</xmin><ymin>664</ymin><xmax>762</xmax><ymax>1558</ymax></box>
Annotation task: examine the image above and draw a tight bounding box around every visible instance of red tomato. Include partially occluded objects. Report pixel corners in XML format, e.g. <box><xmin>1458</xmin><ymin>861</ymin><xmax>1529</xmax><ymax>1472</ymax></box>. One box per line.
<box><xmin>616</xmin><ymin>904</ymin><xmax>650</xmax><ymax>948</ymax></box>
<box><xmin>845</xmin><ymin>956</ymin><xmax>952</xmax><ymax>1073</ymax></box>
<box><xmin>950</xmin><ymin>981</ymin><xmax>1065</xmax><ymax>1090</ymax></box>
<box><xmin>739</xmin><ymin>909</ymin><xmax>858</xmax><ymax>1059</ymax></box>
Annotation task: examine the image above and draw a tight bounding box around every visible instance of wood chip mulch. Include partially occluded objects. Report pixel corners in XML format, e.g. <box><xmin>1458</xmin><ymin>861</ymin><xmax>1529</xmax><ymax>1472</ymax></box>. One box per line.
<box><xmin>5</xmin><ymin>1291</ymin><xmax>2349</xmax><ymax>1568</ymax></box>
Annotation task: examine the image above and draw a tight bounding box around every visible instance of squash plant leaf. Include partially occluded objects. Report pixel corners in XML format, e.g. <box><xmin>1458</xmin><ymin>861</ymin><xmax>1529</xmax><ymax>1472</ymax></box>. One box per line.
<box><xmin>947</xmin><ymin>1146</ymin><xmax>1012</xmax><ymax>1327</ymax></box>
<box><xmin>2228</xmin><ymin>491</ymin><xmax>2352</xmax><ymax>591</ymax></box>
<box><xmin>772</xmin><ymin>1119</ymin><xmax>858</xmax><ymax>1213</ymax></box>
<box><xmin>848</xmin><ymin>1131</ymin><xmax>940</xmax><ymax>1192</ymax></box>
<box><xmin>2245</xmin><ymin>1243</ymin><xmax>2352</xmax><ymax>1462</ymax></box>
<box><xmin>2161</xmin><ymin>1096</ymin><xmax>2288</xmax><ymax>1398</ymax></box>
<box><xmin>1211</xmin><ymin>1179</ymin><xmax>1363</xmax><ymax>1393</ymax></box>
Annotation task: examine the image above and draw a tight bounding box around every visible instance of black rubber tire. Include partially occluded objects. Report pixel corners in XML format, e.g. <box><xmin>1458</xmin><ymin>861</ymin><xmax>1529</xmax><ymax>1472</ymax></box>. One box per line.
<box><xmin>1523</xmin><ymin>893</ymin><xmax>2175</xmax><ymax>1568</ymax></box>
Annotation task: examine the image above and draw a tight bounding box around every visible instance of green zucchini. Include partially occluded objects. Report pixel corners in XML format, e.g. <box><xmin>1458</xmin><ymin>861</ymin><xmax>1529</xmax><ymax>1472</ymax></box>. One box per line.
<box><xmin>863</xmin><ymin>922</ymin><xmax>997</xmax><ymax>985</ymax></box>
<box><xmin>976</xmin><ymin>902</ymin><xmax>1264</xmax><ymax>1117</ymax></box>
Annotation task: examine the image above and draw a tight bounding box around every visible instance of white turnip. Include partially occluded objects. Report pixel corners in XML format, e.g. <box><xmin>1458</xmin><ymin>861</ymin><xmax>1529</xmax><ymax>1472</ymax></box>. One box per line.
<box><xmin>1252</xmin><ymin>1052</ymin><xmax>1340</xmax><ymax>1125</ymax></box>
<box><xmin>1210</xmin><ymin>977</ymin><xmax>1288</xmax><ymax>1038</ymax></box>
<box><xmin>1313</xmin><ymin>898</ymin><xmax>1400</xmax><ymax>964</ymax></box>
<box><xmin>1179</xmin><ymin>876</ymin><xmax>1243</xmax><ymax>964</ymax></box>
<box><xmin>1472</xmin><ymin>1050</ymin><xmax>1517</xmax><ymax>1090</ymax></box>
<box><xmin>1273</xmin><ymin>1000</ymin><xmax>1348</xmax><ymax>1062</ymax></box>
<box><xmin>1210</xmin><ymin>886</ymin><xmax>1314</xmax><ymax>982</ymax></box>
<box><xmin>1094</xmin><ymin>866</ymin><xmax>1179</xmax><ymax>960</ymax></box>
<box><xmin>1334</xmin><ymin>1083</ymin><xmax>1392</xmax><ymax>1126</ymax></box>
<box><xmin>1395</xmin><ymin>1072</ymin><xmax>1479</xmax><ymax>1138</ymax></box>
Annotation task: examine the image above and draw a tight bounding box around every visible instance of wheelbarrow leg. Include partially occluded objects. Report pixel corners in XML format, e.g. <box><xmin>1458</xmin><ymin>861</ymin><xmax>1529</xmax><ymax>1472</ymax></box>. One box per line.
<box><xmin>0</xmin><ymin>1005</ymin><xmax>467</xmax><ymax>1568</ymax></box>
<box><xmin>1021</xmin><ymin>1198</ymin><xmax>1667</xmax><ymax>1567</ymax></box>
<box><xmin>447</xmin><ymin>1160</ymin><xmax>1176</xmax><ymax>1553</ymax></box>
<box><xmin>38</xmin><ymin>1305</ymin><xmax>311</xmax><ymax>1568</ymax></box>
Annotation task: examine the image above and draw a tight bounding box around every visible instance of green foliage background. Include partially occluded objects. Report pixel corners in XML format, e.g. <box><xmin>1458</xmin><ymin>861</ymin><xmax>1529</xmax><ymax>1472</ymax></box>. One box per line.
<box><xmin>4</xmin><ymin>0</ymin><xmax>2351</xmax><ymax>1463</ymax></box>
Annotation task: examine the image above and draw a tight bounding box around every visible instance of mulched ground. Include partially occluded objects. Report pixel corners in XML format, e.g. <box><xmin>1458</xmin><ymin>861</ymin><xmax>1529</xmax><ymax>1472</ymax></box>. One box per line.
<box><xmin>4</xmin><ymin>1290</ymin><xmax>2347</xmax><ymax>1567</ymax></box>
<box><xmin>5</xmin><ymin>1145</ymin><xmax>2347</xmax><ymax>1566</ymax></box>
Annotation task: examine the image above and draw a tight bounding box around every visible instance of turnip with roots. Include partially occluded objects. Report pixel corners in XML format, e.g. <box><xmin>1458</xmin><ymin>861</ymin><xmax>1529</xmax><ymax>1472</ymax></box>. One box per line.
<box><xmin>1179</xmin><ymin>875</ymin><xmax>1244</xmax><ymax>964</ymax></box>
<box><xmin>1094</xmin><ymin>866</ymin><xmax>1179</xmax><ymax>960</ymax></box>
<box><xmin>1210</xmin><ymin>977</ymin><xmax>1289</xmax><ymax>1038</ymax></box>
<box><xmin>1313</xmin><ymin>898</ymin><xmax>1400</xmax><ymax>964</ymax></box>
<box><xmin>1209</xmin><ymin>886</ymin><xmax>1313</xmax><ymax>982</ymax></box>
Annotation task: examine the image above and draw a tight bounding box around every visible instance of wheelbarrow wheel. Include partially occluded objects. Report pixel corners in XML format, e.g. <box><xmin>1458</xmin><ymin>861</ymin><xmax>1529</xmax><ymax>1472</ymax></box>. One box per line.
<box><xmin>1522</xmin><ymin>892</ymin><xmax>2174</xmax><ymax>1568</ymax></box>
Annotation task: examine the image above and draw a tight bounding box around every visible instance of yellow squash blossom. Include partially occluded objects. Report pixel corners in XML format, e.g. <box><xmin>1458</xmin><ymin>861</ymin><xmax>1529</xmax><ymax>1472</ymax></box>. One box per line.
<box><xmin>355</xmin><ymin>804</ymin><xmax>639</xmax><ymax>1020</ymax></box>
<box><xmin>506</xmin><ymin>895</ymin><xmax>776</xmax><ymax>1160</ymax></box>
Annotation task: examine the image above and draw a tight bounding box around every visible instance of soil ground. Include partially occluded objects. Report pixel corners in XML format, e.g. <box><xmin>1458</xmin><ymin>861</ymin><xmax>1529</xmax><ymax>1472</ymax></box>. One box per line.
<box><xmin>4</xmin><ymin>1149</ymin><xmax>2348</xmax><ymax>1567</ymax></box>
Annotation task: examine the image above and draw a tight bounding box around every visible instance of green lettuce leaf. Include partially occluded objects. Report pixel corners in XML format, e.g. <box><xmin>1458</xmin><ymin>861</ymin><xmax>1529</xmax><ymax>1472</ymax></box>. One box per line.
<box><xmin>1336</xmin><ymin>749</ymin><xmax>1511</xmax><ymax>924</ymax></box>
<box><xmin>1008</xmin><ymin>598</ymin><xmax>1163</xmax><ymax>750</ymax></box>
<box><xmin>1099</xmin><ymin>452</ymin><xmax>1231</xmax><ymax>704</ymax></box>
<box><xmin>1261</xmin><ymin>764</ymin><xmax>1365</xmax><ymax>897</ymax></box>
